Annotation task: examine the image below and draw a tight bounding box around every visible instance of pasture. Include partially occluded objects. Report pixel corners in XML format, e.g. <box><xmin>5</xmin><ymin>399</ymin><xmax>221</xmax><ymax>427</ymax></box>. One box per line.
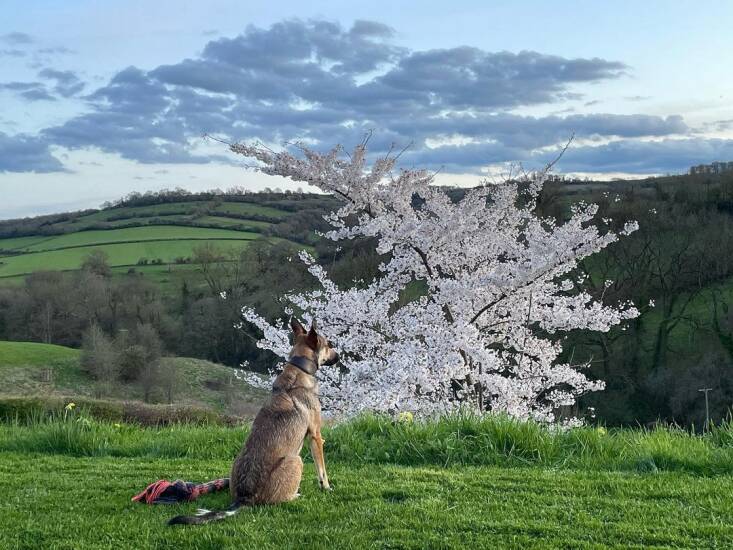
<box><xmin>0</xmin><ymin>341</ymin><xmax>266</xmax><ymax>416</ymax></box>
<box><xmin>0</xmin><ymin>197</ymin><xmax>310</xmax><ymax>284</ymax></box>
<box><xmin>1</xmin><ymin>415</ymin><xmax>733</xmax><ymax>548</ymax></box>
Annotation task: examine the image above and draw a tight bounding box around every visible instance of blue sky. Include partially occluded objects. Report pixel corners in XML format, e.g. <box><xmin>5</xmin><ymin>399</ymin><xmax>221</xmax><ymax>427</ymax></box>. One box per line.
<box><xmin>1</xmin><ymin>0</ymin><xmax>732</xmax><ymax>218</ymax></box>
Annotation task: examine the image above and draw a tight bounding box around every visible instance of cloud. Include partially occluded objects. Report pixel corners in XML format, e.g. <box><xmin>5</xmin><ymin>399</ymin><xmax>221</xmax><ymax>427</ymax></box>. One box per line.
<box><xmin>373</xmin><ymin>49</ymin><xmax>625</xmax><ymax>111</ymax></box>
<box><xmin>549</xmin><ymin>138</ymin><xmax>733</xmax><ymax>174</ymax></box>
<box><xmin>38</xmin><ymin>68</ymin><xmax>85</xmax><ymax>97</ymax></box>
<box><xmin>1</xmin><ymin>32</ymin><xmax>33</xmax><ymax>45</ymax></box>
<box><xmin>0</xmin><ymin>49</ymin><xmax>25</xmax><ymax>57</ymax></box>
<box><xmin>0</xmin><ymin>81</ymin><xmax>56</xmax><ymax>101</ymax></box>
<box><xmin>697</xmin><ymin>119</ymin><xmax>733</xmax><ymax>133</ymax></box>
<box><xmin>0</xmin><ymin>132</ymin><xmax>64</xmax><ymax>173</ymax></box>
<box><xmin>0</xmin><ymin>19</ymin><xmax>697</xmax><ymax>174</ymax></box>
<box><xmin>36</xmin><ymin>46</ymin><xmax>75</xmax><ymax>55</ymax></box>
<box><xmin>0</xmin><ymin>69</ymin><xmax>85</xmax><ymax>102</ymax></box>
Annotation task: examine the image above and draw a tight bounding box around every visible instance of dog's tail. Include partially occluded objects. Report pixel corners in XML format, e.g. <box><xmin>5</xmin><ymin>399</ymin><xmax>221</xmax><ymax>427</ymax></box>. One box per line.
<box><xmin>167</xmin><ymin>501</ymin><xmax>246</xmax><ymax>526</ymax></box>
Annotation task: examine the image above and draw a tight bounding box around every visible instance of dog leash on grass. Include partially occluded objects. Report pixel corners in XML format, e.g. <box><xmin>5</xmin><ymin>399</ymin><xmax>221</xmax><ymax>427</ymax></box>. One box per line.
<box><xmin>132</xmin><ymin>478</ymin><xmax>229</xmax><ymax>505</ymax></box>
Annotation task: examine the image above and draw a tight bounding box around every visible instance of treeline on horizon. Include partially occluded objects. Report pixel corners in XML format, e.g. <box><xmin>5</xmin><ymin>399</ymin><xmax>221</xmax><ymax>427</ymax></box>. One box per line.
<box><xmin>0</xmin><ymin>186</ymin><xmax>338</xmax><ymax>243</ymax></box>
<box><xmin>2</xmin><ymin>174</ymin><xmax>733</xmax><ymax>428</ymax></box>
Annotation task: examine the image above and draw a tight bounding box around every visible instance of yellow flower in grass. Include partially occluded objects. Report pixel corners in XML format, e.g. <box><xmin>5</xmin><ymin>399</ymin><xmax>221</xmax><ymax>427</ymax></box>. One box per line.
<box><xmin>64</xmin><ymin>402</ymin><xmax>76</xmax><ymax>411</ymax></box>
<box><xmin>113</xmin><ymin>423</ymin><xmax>122</xmax><ymax>429</ymax></box>
<box><xmin>596</xmin><ymin>426</ymin><xmax>607</xmax><ymax>436</ymax></box>
<box><xmin>397</xmin><ymin>411</ymin><xmax>414</xmax><ymax>424</ymax></box>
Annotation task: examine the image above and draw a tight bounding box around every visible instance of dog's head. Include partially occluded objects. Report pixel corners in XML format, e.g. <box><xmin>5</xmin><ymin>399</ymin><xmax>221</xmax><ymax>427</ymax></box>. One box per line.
<box><xmin>290</xmin><ymin>317</ymin><xmax>339</xmax><ymax>367</ymax></box>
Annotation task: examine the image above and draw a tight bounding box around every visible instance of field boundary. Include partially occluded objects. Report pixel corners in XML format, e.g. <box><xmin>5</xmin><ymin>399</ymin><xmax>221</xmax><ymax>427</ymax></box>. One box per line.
<box><xmin>0</xmin><ymin>236</ymin><xmax>258</xmax><ymax>256</ymax></box>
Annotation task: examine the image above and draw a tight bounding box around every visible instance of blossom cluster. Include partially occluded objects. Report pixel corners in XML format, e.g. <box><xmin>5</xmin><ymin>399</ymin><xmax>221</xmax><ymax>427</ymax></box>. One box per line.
<box><xmin>232</xmin><ymin>140</ymin><xmax>639</xmax><ymax>422</ymax></box>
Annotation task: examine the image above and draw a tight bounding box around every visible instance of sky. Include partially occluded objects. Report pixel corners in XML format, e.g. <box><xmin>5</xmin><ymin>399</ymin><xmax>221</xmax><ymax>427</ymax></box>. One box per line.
<box><xmin>1</xmin><ymin>0</ymin><xmax>732</xmax><ymax>219</ymax></box>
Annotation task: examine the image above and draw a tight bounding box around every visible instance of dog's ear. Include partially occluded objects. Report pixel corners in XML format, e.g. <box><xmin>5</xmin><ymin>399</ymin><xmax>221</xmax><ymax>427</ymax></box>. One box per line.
<box><xmin>290</xmin><ymin>317</ymin><xmax>306</xmax><ymax>335</ymax></box>
<box><xmin>306</xmin><ymin>323</ymin><xmax>318</xmax><ymax>350</ymax></box>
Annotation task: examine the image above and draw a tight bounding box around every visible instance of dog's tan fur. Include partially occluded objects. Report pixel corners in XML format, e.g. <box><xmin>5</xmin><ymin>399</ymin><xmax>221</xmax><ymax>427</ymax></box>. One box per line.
<box><xmin>168</xmin><ymin>318</ymin><xmax>337</xmax><ymax>525</ymax></box>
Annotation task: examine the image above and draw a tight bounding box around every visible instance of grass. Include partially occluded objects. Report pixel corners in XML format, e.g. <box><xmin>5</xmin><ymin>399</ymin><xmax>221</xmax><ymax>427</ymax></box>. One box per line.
<box><xmin>24</xmin><ymin>226</ymin><xmax>258</xmax><ymax>251</ymax></box>
<box><xmin>0</xmin><ymin>238</ymin><xmax>254</xmax><ymax>278</ymax></box>
<box><xmin>4</xmin><ymin>413</ymin><xmax>733</xmax><ymax>474</ymax></box>
<box><xmin>2</xmin><ymin>415</ymin><xmax>733</xmax><ymax>548</ymax></box>
<box><xmin>0</xmin><ymin>341</ymin><xmax>87</xmax><ymax>397</ymax></box>
<box><xmin>0</xmin><ymin>341</ymin><xmax>79</xmax><ymax>366</ymax></box>
<box><xmin>61</xmin><ymin>200</ymin><xmax>288</xmax><ymax>225</ymax></box>
<box><xmin>213</xmin><ymin>202</ymin><xmax>288</xmax><ymax>219</ymax></box>
<box><xmin>195</xmin><ymin>215</ymin><xmax>273</xmax><ymax>229</ymax></box>
<box><xmin>0</xmin><ymin>198</ymin><xmax>309</xmax><ymax>293</ymax></box>
<box><xmin>0</xmin><ymin>341</ymin><xmax>267</xmax><ymax>416</ymax></box>
<box><xmin>0</xmin><ymin>226</ymin><xmax>259</xmax><ymax>253</ymax></box>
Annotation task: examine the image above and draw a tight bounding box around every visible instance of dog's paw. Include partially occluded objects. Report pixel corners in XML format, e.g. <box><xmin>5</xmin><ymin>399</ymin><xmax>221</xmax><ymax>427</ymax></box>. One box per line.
<box><xmin>320</xmin><ymin>481</ymin><xmax>333</xmax><ymax>491</ymax></box>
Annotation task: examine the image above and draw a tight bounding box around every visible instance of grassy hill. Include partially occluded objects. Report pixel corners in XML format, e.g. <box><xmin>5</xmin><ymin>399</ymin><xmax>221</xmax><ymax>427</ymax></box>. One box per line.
<box><xmin>0</xmin><ymin>340</ymin><xmax>80</xmax><ymax>365</ymax></box>
<box><xmin>0</xmin><ymin>340</ymin><xmax>266</xmax><ymax>417</ymax></box>
<box><xmin>0</xmin><ymin>226</ymin><xmax>261</xmax><ymax>279</ymax></box>
<box><xmin>0</xmin><ymin>193</ymin><xmax>333</xmax><ymax>286</ymax></box>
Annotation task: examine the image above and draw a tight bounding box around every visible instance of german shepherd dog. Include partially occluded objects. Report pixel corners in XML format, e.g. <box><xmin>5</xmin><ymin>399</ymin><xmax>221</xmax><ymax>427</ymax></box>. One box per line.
<box><xmin>168</xmin><ymin>318</ymin><xmax>339</xmax><ymax>525</ymax></box>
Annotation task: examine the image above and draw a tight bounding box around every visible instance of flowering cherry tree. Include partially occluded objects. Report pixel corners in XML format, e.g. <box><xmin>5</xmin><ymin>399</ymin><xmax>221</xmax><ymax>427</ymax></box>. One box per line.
<box><xmin>232</xmin><ymin>139</ymin><xmax>639</xmax><ymax>423</ymax></box>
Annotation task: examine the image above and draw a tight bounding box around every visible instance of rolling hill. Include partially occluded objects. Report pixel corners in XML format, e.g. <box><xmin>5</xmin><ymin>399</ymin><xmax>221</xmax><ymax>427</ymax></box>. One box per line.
<box><xmin>0</xmin><ymin>193</ymin><xmax>335</xmax><ymax>287</ymax></box>
<box><xmin>0</xmin><ymin>340</ymin><xmax>267</xmax><ymax>417</ymax></box>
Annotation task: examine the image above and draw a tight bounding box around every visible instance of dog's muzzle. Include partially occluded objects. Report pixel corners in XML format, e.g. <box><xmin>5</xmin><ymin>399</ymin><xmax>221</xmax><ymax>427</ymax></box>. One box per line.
<box><xmin>322</xmin><ymin>352</ymin><xmax>340</xmax><ymax>367</ymax></box>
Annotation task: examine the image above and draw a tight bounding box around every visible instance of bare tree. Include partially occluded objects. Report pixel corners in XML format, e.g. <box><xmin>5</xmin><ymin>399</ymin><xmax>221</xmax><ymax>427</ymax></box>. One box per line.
<box><xmin>81</xmin><ymin>324</ymin><xmax>119</xmax><ymax>397</ymax></box>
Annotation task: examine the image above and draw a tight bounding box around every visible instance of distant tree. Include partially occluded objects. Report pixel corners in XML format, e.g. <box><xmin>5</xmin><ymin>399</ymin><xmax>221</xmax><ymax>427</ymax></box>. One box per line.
<box><xmin>24</xmin><ymin>271</ymin><xmax>78</xmax><ymax>345</ymax></box>
<box><xmin>133</xmin><ymin>323</ymin><xmax>163</xmax><ymax>402</ymax></box>
<box><xmin>158</xmin><ymin>358</ymin><xmax>180</xmax><ymax>404</ymax></box>
<box><xmin>81</xmin><ymin>324</ymin><xmax>119</xmax><ymax>397</ymax></box>
<box><xmin>81</xmin><ymin>250</ymin><xmax>112</xmax><ymax>278</ymax></box>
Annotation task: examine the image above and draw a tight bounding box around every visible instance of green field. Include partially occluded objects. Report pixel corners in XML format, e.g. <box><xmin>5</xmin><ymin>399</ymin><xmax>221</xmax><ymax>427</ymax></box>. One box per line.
<box><xmin>0</xmin><ymin>238</ymin><xmax>255</xmax><ymax>278</ymax></box>
<box><xmin>0</xmin><ymin>341</ymin><xmax>80</xmax><ymax>366</ymax></box>
<box><xmin>2</xmin><ymin>415</ymin><xmax>733</xmax><ymax>548</ymax></box>
<box><xmin>0</xmin><ymin>341</ymin><xmax>266</xmax><ymax>416</ymax></box>
<box><xmin>212</xmin><ymin>202</ymin><xmax>288</xmax><ymax>219</ymax></box>
<box><xmin>0</xmin><ymin>197</ymin><xmax>311</xmax><ymax>285</ymax></box>
<box><xmin>52</xmin><ymin>200</ymin><xmax>288</xmax><ymax>227</ymax></box>
<box><xmin>196</xmin><ymin>215</ymin><xmax>273</xmax><ymax>228</ymax></box>
<box><xmin>0</xmin><ymin>226</ymin><xmax>259</xmax><ymax>253</ymax></box>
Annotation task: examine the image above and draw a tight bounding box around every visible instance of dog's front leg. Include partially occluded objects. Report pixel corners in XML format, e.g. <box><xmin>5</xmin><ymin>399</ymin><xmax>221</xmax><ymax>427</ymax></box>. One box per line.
<box><xmin>309</xmin><ymin>432</ymin><xmax>331</xmax><ymax>490</ymax></box>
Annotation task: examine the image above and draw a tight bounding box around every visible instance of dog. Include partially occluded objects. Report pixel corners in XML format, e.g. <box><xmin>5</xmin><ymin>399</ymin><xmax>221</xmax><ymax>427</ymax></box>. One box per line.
<box><xmin>168</xmin><ymin>318</ymin><xmax>339</xmax><ymax>525</ymax></box>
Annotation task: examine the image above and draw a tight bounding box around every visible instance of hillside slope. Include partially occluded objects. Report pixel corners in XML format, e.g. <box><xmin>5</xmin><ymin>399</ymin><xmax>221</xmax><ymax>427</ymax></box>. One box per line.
<box><xmin>0</xmin><ymin>341</ymin><xmax>266</xmax><ymax>416</ymax></box>
<box><xmin>0</xmin><ymin>193</ymin><xmax>336</xmax><ymax>284</ymax></box>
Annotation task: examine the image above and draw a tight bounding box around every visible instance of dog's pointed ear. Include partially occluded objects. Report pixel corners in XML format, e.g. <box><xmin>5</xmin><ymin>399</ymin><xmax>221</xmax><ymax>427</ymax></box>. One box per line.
<box><xmin>290</xmin><ymin>317</ymin><xmax>306</xmax><ymax>336</ymax></box>
<box><xmin>306</xmin><ymin>322</ymin><xmax>318</xmax><ymax>350</ymax></box>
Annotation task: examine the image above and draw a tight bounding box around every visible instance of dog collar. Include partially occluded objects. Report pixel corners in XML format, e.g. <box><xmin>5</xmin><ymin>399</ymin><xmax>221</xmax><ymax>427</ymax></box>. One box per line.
<box><xmin>286</xmin><ymin>355</ymin><xmax>318</xmax><ymax>376</ymax></box>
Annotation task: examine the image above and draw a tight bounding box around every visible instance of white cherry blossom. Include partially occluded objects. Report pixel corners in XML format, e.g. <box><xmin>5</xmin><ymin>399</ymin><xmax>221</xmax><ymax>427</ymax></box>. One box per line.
<box><xmin>232</xmin><ymin>140</ymin><xmax>639</xmax><ymax>422</ymax></box>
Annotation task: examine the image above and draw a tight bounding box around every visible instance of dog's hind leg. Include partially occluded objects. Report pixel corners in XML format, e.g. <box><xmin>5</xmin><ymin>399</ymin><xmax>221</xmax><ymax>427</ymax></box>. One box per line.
<box><xmin>259</xmin><ymin>455</ymin><xmax>303</xmax><ymax>504</ymax></box>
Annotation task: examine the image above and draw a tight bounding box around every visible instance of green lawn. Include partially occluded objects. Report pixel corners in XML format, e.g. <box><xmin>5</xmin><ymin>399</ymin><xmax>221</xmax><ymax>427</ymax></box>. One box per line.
<box><xmin>1</xmin><ymin>424</ymin><xmax>732</xmax><ymax>549</ymax></box>
<box><xmin>2</xmin><ymin>413</ymin><xmax>733</xmax><ymax>547</ymax></box>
